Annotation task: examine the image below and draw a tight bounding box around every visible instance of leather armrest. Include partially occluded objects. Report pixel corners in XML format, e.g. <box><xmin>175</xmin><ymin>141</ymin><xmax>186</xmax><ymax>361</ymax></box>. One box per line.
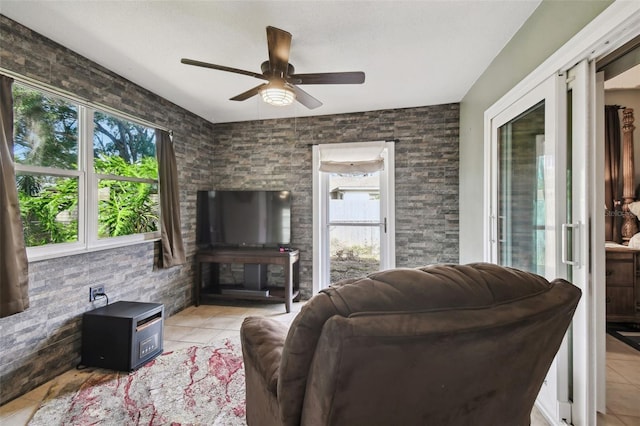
<box><xmin>241</xmin><ymin>316</ymin><xmax>289</xmax><ymax>394</ymax></box>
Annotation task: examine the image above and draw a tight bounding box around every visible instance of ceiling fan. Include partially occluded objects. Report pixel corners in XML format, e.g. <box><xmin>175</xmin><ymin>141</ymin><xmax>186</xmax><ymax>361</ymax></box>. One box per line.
<box><xmin>181</xmin><ymin>26</ymin><xmax>365</xmax><ymax>110</ymax></box>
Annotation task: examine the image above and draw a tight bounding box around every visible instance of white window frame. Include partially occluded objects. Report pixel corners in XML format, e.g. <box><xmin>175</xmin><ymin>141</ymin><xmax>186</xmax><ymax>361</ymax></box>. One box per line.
<box><xmin>11</xmin><ymin>81</ymin><xmax>162</xmax><ymax>262</ymax></box>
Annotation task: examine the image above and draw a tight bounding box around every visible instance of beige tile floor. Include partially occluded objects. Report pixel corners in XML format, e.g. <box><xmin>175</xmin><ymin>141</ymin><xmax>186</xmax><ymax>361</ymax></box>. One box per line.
<box><xmin>1</xmin><ymin>300</ymin><xmax>639</xmax><ymax>426</ymax></box>
<box><xmin>600</xmin><ymin>333</ymin><xmax>640</xmax><ymax>426</ymax></box>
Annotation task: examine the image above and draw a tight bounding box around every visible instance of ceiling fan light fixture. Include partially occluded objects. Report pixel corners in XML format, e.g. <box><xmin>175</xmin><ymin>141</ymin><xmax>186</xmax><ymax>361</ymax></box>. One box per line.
<box><xmin>260</xmin><ymin>82</ymin><xmax>296</xmax><ymax>106</ymax></box>
<box><xmin>182</xmin><ymin>26</ymin><xmax>362</xmax><ymax>110</ymax></box>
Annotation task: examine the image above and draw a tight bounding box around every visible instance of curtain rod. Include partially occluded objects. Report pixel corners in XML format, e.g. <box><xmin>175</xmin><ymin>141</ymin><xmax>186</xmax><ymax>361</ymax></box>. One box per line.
<box><xmin>307</xmin><ymin>139</ymin><xmax>399</xmax><ymax>147</ymax></box>
<box><xmin>0</xmin><ymin>67</ymin><xmax>171</xmax><ymax>133</ymax></box>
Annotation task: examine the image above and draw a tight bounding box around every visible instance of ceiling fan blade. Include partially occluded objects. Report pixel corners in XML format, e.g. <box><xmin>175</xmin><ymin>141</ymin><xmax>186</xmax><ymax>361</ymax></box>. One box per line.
<box><xmin>288</xmin><ymin>71</ymin><xmax>366</xmax><ymax>85</ymax></box>
<box><xmin>230</xmin><ymin>83</ymin><xmax>268</xmax><ymax>101</ymax></box>
<box><xmin>181</xmin><ymin>58</ymin><xmax>267</xmax><ymax>81</ymax></box>
<box><xmin>290</xmin><ymin>85</ymin><xmax>323</xmax><ymax>109</ymax></box>
<box><xmin>266</xmin><ymin>26</ymin><xmax>292</xmax><ymax>75</ymax></box>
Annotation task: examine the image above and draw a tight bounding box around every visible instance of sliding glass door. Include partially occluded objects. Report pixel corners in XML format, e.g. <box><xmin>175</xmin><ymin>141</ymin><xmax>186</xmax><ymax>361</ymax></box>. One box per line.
<box><xmin>489</xmin><ymin>74</ymin><xmax>573</xmax><ymax>423</ymax></box>
<box><xmin>496</xmin><ymin>100</ymin><xmax>550</xmax><ymax>275</ymax></box>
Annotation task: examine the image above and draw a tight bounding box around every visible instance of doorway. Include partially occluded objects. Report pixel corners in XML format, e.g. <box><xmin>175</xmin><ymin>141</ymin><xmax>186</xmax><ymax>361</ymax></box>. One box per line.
<box><xmin>597</xmin><ymin>38</ymin><xmax>640</xmax><ymax>422</ymax></box>
<box><xmin>312</xmin><ymin>141</ymin><xmax>396</xmax><ymax>293</ymax></box>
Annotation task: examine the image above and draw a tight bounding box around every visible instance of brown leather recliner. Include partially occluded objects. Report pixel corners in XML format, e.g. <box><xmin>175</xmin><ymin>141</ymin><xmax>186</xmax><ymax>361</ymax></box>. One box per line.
<box><xmin>240</xmin><ymin>263</ymin><xmax>581</xmax><ymax>426</ymax></box>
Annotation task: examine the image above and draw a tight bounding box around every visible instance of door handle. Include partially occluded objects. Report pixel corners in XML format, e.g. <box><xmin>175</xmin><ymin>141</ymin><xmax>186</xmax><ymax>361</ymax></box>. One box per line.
<box><xmin>490</xmin><ymin>215</ymin><xmax>496</xmax><ymax>243</ymax></box>
<box><xmin>561</xmin><ymin>222</ymin><xmax>580</xmax><ymax>267</ymax></box>
<box><xmin>497</xmin><ymin>215</ymin><xmax>506</xmax><ymax>243</ymax></box>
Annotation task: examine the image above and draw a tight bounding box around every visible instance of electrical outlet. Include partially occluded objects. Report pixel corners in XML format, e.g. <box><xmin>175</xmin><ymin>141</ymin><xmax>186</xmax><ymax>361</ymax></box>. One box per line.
<box><xmin>89</xmin><ymin>285</ymin><xmax>105</xmax><ymax>302</ymax></box>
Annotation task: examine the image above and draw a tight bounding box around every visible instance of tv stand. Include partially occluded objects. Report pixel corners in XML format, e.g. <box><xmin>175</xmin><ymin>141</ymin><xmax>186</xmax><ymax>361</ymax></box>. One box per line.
<box><xmin>195</xmin><ymin>248</ymin><xmax>300</xmax><ymax>312</ymax></box>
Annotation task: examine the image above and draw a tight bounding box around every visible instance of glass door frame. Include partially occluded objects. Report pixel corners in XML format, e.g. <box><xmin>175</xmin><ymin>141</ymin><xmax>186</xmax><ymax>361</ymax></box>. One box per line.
<box><xmin>488</xmin><ymin>76</ymin><xmax>566</xmax><ymax>275</ymax></box>
<box><xmin>482</xmin><ymin>5</ymin><xmax>640</xmax><ymax>423</ymax></box>
<box><xmin>312</xmin><ymin>142</ymin><xmax>395</xmax><ymax>294</ymax></box>
<box><xmin>487</xmin><ymin>74</ymin><xmax>574</xmax><ymax>424</ymax></box>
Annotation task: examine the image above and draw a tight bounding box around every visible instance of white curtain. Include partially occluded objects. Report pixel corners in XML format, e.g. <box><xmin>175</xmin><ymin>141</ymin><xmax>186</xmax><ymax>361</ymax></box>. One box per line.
<box><xmin>317</xmin><ymin>141</ymin><xmax>386</xmax><ymax>174</ymax></box>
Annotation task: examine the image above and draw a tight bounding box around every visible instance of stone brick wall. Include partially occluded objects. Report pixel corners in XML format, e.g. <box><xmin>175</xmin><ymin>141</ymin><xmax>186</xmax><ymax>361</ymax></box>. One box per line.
<box><xmin>0</xmin><ymin>15</ymin><xmax>459</xmax><ymax>405</ymax></box>
<box><xmin>212</xmin><ymin>104</ymin><xmax>460</xmax><ymax>298</ymax></box>
<box><xmin>0</xmin><ymin>15</ymin><xmax>216</xmax><ymax>404</ymax></box>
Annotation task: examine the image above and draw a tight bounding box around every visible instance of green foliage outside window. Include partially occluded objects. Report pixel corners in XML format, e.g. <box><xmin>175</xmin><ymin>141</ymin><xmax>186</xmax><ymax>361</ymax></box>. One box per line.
<box><xmin>17</xmin><ymin>175</ymin><xmax>79</xmax><ymax>247</ymax></box>
<box><xmin>13</xmin><ymin>83</ymin><xmax>159</xmax><ymax>248</ymax></box>
<box><xmin>96</xmin><ymin>156</ymin><xmax>159</xmax><ymax>239</ymax></box>
<box><xmin>93</xmin><ymin>110</ymin><xmax>157</xmax><ymax>174</ymax></box>
<box><xmin>13</xmin><ymin>85</ymin><xmax>78</xmax><ymax>169</ymax></box>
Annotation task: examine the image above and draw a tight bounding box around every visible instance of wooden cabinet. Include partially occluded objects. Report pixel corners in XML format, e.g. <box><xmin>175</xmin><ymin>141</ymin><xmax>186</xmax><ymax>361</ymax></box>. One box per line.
<box><xmin>605</xmin><ymin>247</ymin><xmax>640</xmax><ymax>322</ymax></box>
<box><xmin>195</xmin><ymin>248</ymin><xmax>300</xmax><ymax>313</ymax></box>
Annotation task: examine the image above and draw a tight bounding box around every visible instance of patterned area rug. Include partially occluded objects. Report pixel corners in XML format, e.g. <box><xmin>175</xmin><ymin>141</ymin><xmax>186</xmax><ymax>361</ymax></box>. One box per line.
<box><xmin>29</xmin><ymin>338</ymin><xmax>246</xmax><ymax>425</ymax></box>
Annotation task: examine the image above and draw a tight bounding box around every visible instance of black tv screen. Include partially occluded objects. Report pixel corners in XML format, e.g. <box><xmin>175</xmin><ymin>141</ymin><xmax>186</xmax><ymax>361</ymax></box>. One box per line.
<box><xmin>197</xmin><ymin>190</ymin><xmax>291</xmax><ymax>248</ymax></box>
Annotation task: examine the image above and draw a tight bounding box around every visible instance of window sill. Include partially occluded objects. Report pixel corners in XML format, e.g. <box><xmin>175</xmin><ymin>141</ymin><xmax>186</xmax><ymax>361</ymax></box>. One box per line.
<box><xmin>27</xmin><ymin>232</ymin><xmax>161</xmax><ymax>263</ymax></box>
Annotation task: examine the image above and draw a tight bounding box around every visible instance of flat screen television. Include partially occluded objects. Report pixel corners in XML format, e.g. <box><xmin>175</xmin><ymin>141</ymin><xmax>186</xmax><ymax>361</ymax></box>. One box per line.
<box><xmin>196</xmin><ymin>190</ymin><xmax>291</xmax><ymax>248</ymax></box>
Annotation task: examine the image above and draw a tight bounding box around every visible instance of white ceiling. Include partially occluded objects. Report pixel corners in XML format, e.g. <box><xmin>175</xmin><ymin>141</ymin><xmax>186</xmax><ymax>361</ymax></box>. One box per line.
<box><xmin>0</xmin><ymin>1</ymin><xmax>543</xmax><ymax>124</ymax></box>
<box><xmin>605</xmin><ymin>63</ymin><xmax>640</xmax><ymax>90</ymax></box>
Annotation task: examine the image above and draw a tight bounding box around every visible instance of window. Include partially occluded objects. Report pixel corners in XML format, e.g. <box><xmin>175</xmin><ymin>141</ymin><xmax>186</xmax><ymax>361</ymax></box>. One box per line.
<box><xmin>327</xmin><ymin>171</ymin><xmax>382</xmax><ymax>284</ymax></box>
<box><xmin>93</xmin><ymin>111</ymin><xmax>158</xmax><ymax>239</ymax></box>
<box><xmin>13</xmin><ymin>83</ymin><xmax>159</xmax><ymax>259</ymax></box>
<box><xmin>13</xmin><ymin>85</ymin><xmax>81</xmax><ymax>248</ymax></box>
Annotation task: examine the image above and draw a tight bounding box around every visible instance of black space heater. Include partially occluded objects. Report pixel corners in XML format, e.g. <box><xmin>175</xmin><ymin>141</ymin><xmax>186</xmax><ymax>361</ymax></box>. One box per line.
<box><xmin>81</xmin><ymin>301</ymin><xmax>164</xmax><ymax>371</ymax></box>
